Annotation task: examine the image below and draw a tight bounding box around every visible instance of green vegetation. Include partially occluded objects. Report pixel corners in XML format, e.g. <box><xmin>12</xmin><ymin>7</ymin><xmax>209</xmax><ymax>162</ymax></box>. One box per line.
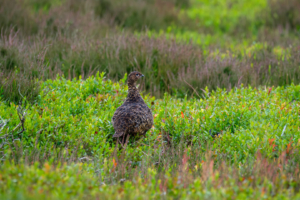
<box><xmin>2</xmin><ymin>74</ymin><xmax>300</xmax><ymax>158</ymax></box>
<box><xmin>1</xmin><ymin>0</ymin><xmax>300</xmax><ymax>102</ymax></box>
<box><xmin>1</xmin><ymin>157</ymin><xmax>300</xmax><ymax>199</ymax></box>
<box><xmin>186</xmin><ymin>0</ymin><xmax>267</xmax><ymax>33</ymax></box>
<box><xmin>1</xmin><ymin>0</ymin><xmax>300</xmax><ymax>199</ymax></box>
<box><xmin>1</xmin><ymin>75</ymin><xmax>300</xmax><ymax>199</ymax></box>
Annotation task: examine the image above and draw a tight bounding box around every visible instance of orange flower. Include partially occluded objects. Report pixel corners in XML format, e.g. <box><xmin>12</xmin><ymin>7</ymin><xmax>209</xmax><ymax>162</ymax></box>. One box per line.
<box><xmin>113</xmin><ymin>158</ymin><xmax>118</xmax><ymax>168</ymax></box>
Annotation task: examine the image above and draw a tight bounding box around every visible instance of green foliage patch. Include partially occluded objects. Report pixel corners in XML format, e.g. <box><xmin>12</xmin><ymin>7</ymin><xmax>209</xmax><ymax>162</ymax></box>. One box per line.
<box><xmin>1</xmin><ymin>159</ymin><xmax>299</xmax><ymax>200</ymax></box>
<box><xmin>185</xmin><ymin>0</ymin><xmax>267</xmax><ymax>34</ymax></box>
<box><xmin>1</xmin><ymin>75</ymin><xmax>299</xmax><ymax>161</ymax></box>
<box><xmin>1</xmin><ymin>0</ymin><xmax>300</xmax><ymax>197</ymax></box>
<box><xmin>0</xmin><ymin>75</ymin><xmax>300</xmax><ymax>199</ymax></box>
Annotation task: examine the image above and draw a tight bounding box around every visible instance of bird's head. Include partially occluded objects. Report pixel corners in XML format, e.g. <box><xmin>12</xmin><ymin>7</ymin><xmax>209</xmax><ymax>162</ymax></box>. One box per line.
<box><xmin>128</xmin><ymin>71</ymin><xmax>144</xmax><ymax>85</ymax></box>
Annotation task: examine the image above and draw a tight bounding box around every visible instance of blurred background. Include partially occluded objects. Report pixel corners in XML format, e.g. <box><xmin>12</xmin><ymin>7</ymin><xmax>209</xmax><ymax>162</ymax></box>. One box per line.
<box><xmin>0</xmin><ymin>0</ymin><xmax>300</xmax><ymax>102</ymax></box>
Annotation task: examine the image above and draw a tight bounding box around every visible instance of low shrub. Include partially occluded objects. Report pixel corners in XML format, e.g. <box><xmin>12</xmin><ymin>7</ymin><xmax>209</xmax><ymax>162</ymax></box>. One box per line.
<box><xmin>184</xmin><ymin>0</ymin><xmax>268</xmax><ymax>35</ymax></box>
<box><xmin>0</xmin><ymin>142</ymin><xmax>300</xmax><ymax>199</ymax></box>
<box><xmin>1</xmin><ymin>32</ymin><xmax>300</xmax><ymax>103</ymax></box>
<box><xmin>0</xmin><ymin>0</ymin><xmax>39</xmax><ymax>35</ymax></box>
<box><xmin>1</xmin><ymin>74</ymin><xmax>299</xmax><ymax>162</ymax></box>
<box><xmin>266</xmin><ymin>0</ymin><xmax>300</xmax><ymax>31</ymax></box>
<box><xmin>94</xmin><ymin>0</ymin><xmax>182</xmax><ymax>31</ymax></box>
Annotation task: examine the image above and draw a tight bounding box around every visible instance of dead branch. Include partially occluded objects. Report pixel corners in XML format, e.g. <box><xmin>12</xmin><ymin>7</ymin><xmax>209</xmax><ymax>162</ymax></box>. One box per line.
<box><xmin>183</xmin><ymin>79</ymin><xmax>201</xmax><ymax>99</ymax></box>
<box><xmin>0</xmin><ymin>103</ymin><xmax>27</xmax><ymax>140</ymax></box>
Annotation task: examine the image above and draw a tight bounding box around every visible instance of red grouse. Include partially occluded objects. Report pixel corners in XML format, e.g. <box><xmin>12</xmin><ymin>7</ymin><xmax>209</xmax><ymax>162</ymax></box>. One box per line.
<box><xmin>112</xmin><ymin>71</ymin><xmax>153</xmax><ymax>143</ymax></box>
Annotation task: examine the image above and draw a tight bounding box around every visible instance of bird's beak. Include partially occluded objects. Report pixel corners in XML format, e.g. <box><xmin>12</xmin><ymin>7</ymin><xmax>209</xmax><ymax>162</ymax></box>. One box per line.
<box><xmin>141</xmin><ymin>74</ymin><xmax>144</xmax><ymax>77</ymax></box>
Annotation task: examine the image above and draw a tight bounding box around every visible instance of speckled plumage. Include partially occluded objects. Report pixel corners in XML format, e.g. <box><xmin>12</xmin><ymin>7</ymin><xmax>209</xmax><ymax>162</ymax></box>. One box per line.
<box><xmin>112</xmin><ymin>71</ymin><xmax>153</xmax><ymax>143</ymax></box>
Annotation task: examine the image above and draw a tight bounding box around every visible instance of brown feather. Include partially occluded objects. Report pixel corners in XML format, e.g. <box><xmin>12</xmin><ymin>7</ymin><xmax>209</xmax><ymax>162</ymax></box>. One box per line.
<box><xmin>112</xmin><ymin>71</ymin><xmax>153</xmax><ymax>143</ymax></box>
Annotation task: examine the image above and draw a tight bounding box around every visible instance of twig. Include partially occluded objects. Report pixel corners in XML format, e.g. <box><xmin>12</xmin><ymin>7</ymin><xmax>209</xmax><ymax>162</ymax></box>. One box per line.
<box><xmin>183</xmin><ymin>79</ymin><xmax>201</xmax><ymax>98</ymax></box>
<box><xmin>199</xmin><ymin>88</ymin><xmax>209</xmax><ymax>98</ymax></box>
<box><xmin>0</xmin><ymin>123</ymin><xmax>21</xmax><ymax>140</ymax></box>
<box><xmin>18</xmin><ymin>84</ymin><xmax>24</xmax><ymax>99</ymax></box>
<box><xmin>281</xmin><ymin>125</ymin><xmax>287</xmax><ymax>137</ymax></box>
<box><xmin>0</xmin><ymin>117</ymin><xmax>9</xmax><ymax>133</ymax></box>
<box><xmin>78</xmin><ymin>157</ymin><xmax>91</xmax><ymax>161</ymax></box>
<box><xmin>237</xmin><ymin>75</ymin><xmax>244</xmax><ymax>86</ymax></box>
<box><xmin>0</xmin><ymin>104</ymin><xmax>27</xmax><ymax>140</ymax></box>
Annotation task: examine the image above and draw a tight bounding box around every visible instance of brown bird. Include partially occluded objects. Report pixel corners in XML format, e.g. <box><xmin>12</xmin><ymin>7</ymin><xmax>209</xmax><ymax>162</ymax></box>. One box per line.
<box><xmin>112</xmin><ymin>71</ymin><xmax>153</xmax><ymax>144</ymax></box>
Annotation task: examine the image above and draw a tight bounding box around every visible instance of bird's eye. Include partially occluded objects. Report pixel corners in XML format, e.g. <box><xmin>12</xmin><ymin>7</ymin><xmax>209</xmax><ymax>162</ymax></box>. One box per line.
<box><xmin>136</xmin><ymin>74</ymin><xmax>139</xmax><ymax>76</ymax></box>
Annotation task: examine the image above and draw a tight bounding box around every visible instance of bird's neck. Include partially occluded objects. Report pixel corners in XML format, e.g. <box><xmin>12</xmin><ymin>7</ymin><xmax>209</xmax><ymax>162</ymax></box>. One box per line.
<box><xmin>127</xmin><ymin>81</ymin><xmax>143</xmax><ymax>102</ymax></box>
<box><xmin>128</xmin><ymin>80</ymin><xmax>136</xmax><ymax>90</ymax></box>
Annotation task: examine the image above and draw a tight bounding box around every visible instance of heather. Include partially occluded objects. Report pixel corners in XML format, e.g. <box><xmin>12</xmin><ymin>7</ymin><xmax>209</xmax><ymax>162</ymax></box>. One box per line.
<box><xmin>1</xmin><ymin>0</ymin><xmax>300</xmax><ymax>199</ymax></box>
<box><xmin>0</xmin><ymin>0</ymin><xmax>300</xmax><ymax>102</ymax></box>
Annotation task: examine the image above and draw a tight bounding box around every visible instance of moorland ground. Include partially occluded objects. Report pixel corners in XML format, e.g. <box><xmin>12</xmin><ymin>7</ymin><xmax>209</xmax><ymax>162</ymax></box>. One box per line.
<box><xmin>1</xmin><ymin>0</ymin><xmax>300</xmax><ymax>199</ymax></box>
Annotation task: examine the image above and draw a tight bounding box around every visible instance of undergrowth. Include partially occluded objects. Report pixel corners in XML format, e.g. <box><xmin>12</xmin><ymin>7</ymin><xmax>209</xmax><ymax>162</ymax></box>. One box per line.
<box><xmin>1</xmin><ymin>0</ymin><xmax>300</xmax><ymax>102</ymax></box>
<box><xmin>1</xmin><ymin>0</ymin><xmax>300</xmax><ymax>198</ymax></box>
<box><xmin>0</xmin><ymin>75</ymin><xmax>300</xmax><ymax>199</ymax></box>
<box><xmin>1</xmin><ymin>74</ymin><xmax>299</xmax><ymax>160</ymax></box>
